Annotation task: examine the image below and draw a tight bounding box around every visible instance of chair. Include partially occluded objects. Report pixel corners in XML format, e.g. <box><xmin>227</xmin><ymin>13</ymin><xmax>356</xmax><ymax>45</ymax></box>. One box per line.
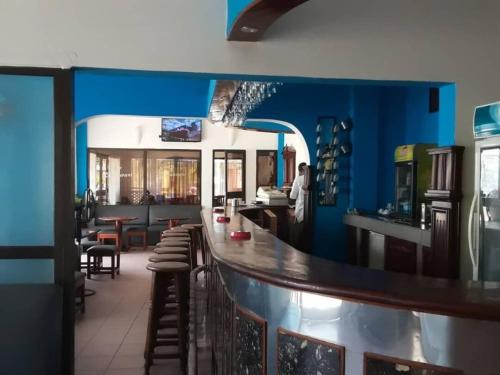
<box><xmin>126</xmin><ymin>226</ymin><xmax>147</xmax><ymax>251</ymax></box>
<box><xmin>75</xmin><ymin>271</ymin><xmax>86</xmax><ymax>313</ymax></box>
<box><xmin>86</xmin><ymin>245</ymin><xmax>118</xmax><ymax>279</ymax></box>
<box><xmin>97</xmin><ymin>230</ymin><xmax>119</xmax><ymax>246</ymax></box>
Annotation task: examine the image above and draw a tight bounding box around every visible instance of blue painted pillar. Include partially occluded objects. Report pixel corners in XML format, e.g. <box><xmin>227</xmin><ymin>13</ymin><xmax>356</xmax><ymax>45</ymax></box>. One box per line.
<box><xmin>277</xmin><ymin>133</ymin><xmax>285</xmax><ymax>187</ymax></box>
<box><xmin>76</xmin><ymin>123</ymin><xmax>88</xmax><ymax>196</ymax></box>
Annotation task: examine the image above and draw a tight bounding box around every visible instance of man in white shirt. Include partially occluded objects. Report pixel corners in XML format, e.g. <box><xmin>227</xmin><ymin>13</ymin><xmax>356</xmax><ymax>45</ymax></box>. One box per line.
<box><xmin>289</xmin><ymin>163</ymin><xmax>306</xmax><ymax>250</ymax></box>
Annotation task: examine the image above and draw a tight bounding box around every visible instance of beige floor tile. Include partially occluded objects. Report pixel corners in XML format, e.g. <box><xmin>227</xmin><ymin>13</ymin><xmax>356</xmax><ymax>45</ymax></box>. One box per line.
<box><xmin>108</xmin><ymin>354</ymin><xmax>144</xmax><ymax>369</ymax></box>
<box><xmin>75</xmin><ymin>355</ymin><xmax>113</xmax><ymax>371</ymax></box>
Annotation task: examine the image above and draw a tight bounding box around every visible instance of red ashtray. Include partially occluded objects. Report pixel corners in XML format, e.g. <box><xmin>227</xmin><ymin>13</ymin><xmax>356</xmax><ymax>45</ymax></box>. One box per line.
<box><xmin>230</xmin><ymin>231</ymin><xmax>251</xmax><ymax>240</ymax></box>
<box><xmin>216</xmin><ymin>216</ymin><xmax>230</xmax><ymax>223</ymax></box>
<box><xmin>213</xmin><ymin>208</ymin><xmax>225</xmax><ymax>213</ymax></box>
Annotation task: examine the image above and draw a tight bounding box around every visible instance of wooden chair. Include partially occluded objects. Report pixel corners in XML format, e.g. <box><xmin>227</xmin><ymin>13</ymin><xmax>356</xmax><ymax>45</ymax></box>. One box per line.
<box><xmin>126</xmin><ymin>227</ymin><xmax>147</xmax><ymax>251</ymax></box>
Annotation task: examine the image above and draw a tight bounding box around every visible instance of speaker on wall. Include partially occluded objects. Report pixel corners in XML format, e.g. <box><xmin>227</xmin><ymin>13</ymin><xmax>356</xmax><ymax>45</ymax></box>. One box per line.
<box><xmin>429</xmin><ymin>87</ymin><xmax>439</xmax><ymax>113</ymax></box>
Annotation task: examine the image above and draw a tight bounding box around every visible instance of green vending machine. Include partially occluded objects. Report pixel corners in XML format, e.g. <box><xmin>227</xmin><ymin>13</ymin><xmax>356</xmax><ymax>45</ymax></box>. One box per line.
<box><xmin>394</xmin><ymin>144</ymin><xmax>435</xmax><ymax>219</ymax></box>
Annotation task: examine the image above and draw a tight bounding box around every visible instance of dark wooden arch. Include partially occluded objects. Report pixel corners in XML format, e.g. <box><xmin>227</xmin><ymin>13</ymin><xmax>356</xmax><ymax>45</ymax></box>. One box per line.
<box><xmin>227</xmin><ymin>0</ymin><xmax>309</xmax><ymax>42</ymax></box>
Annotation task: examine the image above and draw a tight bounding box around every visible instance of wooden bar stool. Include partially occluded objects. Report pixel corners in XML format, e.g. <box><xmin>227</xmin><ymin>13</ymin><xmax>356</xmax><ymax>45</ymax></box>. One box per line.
<box><xmin>144</xmin><ymin>262</ymin><xmax>190</xmax><ymax>374</ymax></box>
<box><xmin>86</xmin><ymin>244</ymin><xmax>119</xmax><ymax>279</ymax></box>
<box><xmin>148</xmin><ymin>253</ymin><xmax>188</xmax><ymax>263</ymax></box>
<box><xmin>182</xmin><ymin>224</ymin><xmax>205</xmax><ymax>266</ymax></box>
<box><xmin>153</xmin><ymin>247</ymin><xmax>190</xmax><ymax>255</ymax></box>
<box><xmin>161</xmin><ymin>231</ymin><xmax>190</xmax><ymax>238</ymax></box>
<box><xmin>168</xmin><ymin>227</ymin><xmax>189</xmax><ymax>233</ymax></box>
<box><xmin>156</xmin><ymin>239</ymin><xmax>190</xmax><ymax>247</ymax></box>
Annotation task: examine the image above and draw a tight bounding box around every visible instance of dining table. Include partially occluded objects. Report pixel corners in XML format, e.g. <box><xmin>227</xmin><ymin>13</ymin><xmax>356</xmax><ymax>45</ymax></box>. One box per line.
<box><xmin>98</xmin><ymin>216</ymin><xmax>138</xmax><ymax>250</ymax></box>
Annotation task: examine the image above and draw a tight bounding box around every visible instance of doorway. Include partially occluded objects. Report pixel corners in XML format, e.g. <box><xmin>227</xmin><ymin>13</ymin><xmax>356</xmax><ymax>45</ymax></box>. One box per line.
<box><xmin>256</xmin><ymin>150</ymin><xmax>277</xmax><ymax>189</ymax></box>
<box><xmin>213</xmin><ymin>150</ymin><xmax>246</xmax><ymax>205</ymax></box>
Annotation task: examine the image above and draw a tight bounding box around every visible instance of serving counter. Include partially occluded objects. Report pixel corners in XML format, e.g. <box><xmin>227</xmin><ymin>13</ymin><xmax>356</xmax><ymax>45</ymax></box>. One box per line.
<box><xmin>202</xmin><ymin>206</ymin><xmax>500</xmax><ymax>375</ymax></box>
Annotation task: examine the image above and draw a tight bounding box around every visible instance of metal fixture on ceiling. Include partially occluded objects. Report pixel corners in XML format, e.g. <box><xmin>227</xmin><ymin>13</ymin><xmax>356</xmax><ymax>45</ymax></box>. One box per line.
<box><xmin>222</xmin><ymin>81</ymin><xmax>283</xmax><ymax>128</ymax></box>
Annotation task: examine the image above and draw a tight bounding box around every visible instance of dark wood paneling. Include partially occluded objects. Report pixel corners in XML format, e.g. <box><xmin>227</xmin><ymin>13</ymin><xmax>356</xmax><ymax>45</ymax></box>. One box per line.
<box><xmin>53</xmin><ymin>69</ymin><xmax>76</xmax><ymax>375</ymax></box>
<box><xmin>228</xmin><ymin>0</ymin><xmax>310</xmax><ymax>42</ymax></box>
<box><xmin>425</xmin><ymin>146</ymin><xmax>464</xmax><ymax>279</ymax></box>
<box><xmin>0</xmin><ymin>247</ymin><xmax>54</xmax><ymax>259</ymax></box>
<box><xmin>428</xmin><ymin>201</ymin><xmax>460</xmax><ymax>279</ymax></box>
<box><xmin>426</xmin><ymin>146</ymin><xmax>464</xmax><ymax>200</ymax></box>
<box><xmin>385</xmin><ymin>236</ymin><xmax>417</xmax><ymax>275</ymax></box>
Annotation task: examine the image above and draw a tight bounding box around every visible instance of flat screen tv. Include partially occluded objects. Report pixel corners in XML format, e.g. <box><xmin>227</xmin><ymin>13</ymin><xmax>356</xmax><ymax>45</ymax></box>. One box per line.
<box><xmin>160</xmin><ymin>118</ymin><xmax>202</xmax><ymax>142</ymax></box>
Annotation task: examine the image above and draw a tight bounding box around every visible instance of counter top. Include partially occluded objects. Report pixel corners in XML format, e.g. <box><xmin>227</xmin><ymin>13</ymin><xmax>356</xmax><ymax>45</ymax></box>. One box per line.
<box><xmin>202</xmin><ymin>207</ymin><xmax>500</xmax><ymax>322</ymax></box>
<box><xmin>343</xmin><ymin>213</ymin><xmax>431</xmax><ymax>247</ymax></box>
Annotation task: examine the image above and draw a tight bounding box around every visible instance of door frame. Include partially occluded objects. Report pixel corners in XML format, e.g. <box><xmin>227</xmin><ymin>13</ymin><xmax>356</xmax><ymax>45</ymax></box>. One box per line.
<box><xmin>212</xmin><ymin>149</ymin><xmax>246</xmax><ymax>202</ymax></box>
<box><xmin>256</xmin><ymin>150</ymin><xmax>278</xmax><ymax>188</ymax></box>
<box><xmin>0</xmin><ymin>66</ymin><xmax>75</xmax><ymax>375</ymax></box>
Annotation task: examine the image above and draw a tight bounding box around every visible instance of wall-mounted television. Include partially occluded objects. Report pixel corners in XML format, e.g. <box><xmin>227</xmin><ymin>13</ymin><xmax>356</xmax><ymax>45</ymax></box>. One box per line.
<box><xmin>160</xmin><ymin>118</ymin><xmax>202</xmax><ymax>142</ymax></box>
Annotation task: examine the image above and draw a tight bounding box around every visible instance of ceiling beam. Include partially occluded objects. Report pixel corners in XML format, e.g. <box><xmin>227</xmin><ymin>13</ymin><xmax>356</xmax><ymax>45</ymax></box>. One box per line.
<box><xmin>227</xmin><ymin>0</ymin><xmax>309</xmax><ymax>42</ymax></box>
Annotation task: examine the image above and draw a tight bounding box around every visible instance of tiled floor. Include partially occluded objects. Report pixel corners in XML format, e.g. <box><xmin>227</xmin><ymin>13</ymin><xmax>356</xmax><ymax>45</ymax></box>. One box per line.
<box><xmin>75</xmin><ymin>247</ymin><xmax>202</xmax><ymax>375</ymax></box>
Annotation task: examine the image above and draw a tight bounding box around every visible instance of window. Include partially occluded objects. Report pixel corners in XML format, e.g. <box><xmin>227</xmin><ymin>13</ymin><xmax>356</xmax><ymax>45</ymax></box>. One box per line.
<box><xmin>147</xmin><ymin>150</ymin><xmax>201</xmax><ymax>204</ymax></box>
<box><xmin>88</xmin><ymin>149</ymin><xmax>201</xmax><ymax>205</ymax></box>
<box><xmin>212</xmin><ymin>150</ymin><xmax>246</xmax><ymax>205</ymax></box>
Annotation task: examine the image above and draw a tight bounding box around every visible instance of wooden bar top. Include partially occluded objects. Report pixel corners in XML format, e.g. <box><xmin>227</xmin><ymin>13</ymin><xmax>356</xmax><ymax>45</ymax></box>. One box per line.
<box><xmin>202</xmin><ymin>207</ymin><xmax>500</xmax><ymax>322</ymax></box>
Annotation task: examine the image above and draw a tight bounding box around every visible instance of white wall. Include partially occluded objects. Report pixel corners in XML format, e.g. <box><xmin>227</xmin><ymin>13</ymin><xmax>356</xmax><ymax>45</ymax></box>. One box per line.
<box><xmin>3</xmin><ymin>0</ymin><xmax>500</xmax><ymax>278</ymax></box>
<box><xmin>284</xmin><ymin>133</ymin><xmax>309</xmax><ymax>168</ymax></box>
<box><xmin>86</xmin><ymin>115</ymin><xmax>278</xmax><ymax>207</ymax></box>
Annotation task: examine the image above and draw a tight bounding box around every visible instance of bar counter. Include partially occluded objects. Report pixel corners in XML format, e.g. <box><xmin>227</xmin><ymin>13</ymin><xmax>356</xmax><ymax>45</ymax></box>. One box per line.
<box><xmin>202</xmin><ymin>206</ymin><xmax>500</xmax><ymax>375</ymax></box>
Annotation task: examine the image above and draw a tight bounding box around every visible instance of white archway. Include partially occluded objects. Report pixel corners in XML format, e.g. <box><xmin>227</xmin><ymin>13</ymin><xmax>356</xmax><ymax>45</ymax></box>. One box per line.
<box><xmin>246</xmin><ymin>118</ymin><xmax>311</xmax><ymax>165</ymax></box>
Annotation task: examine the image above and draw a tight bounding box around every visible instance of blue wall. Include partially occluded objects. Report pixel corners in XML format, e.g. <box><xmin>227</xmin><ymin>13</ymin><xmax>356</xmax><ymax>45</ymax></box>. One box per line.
<box><xmin>73</xmin><ymin>69</ymin><xmax>456</xmax><ymax>262</ymax></box>
<box><xmin>376</xmin><ymin>84</ymin><xmax>456</xmax><ymax>209</ymax></box>
<box><xmin>249</xmin><ymin>83</ymin><xmax>455</xmax><ymax>260</ymax></box>
<box><xmin>74</xmin><ymin>69</ymin><xmax>211</xmax><ymax>195</ymax></box>
<box><xmin>249</xmin><ymin>84</ymin><xmax>352</xmax><ymax>260</ymax></box>
<box><xmin>74</xmin><ymin>69</ymin><xmax>210</xmax><ymax>122</ymax></box>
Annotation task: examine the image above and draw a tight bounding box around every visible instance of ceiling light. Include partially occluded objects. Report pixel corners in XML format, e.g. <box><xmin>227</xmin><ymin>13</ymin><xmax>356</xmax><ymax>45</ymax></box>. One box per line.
<box><xmin>240</xmin><ymin>26</ymin><xmax>259</xmax><ymax>33</ymax></box>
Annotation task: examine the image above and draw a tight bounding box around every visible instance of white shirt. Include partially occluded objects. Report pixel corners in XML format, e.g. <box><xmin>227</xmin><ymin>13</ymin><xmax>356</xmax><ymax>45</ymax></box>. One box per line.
<box><xmin>290</xmin><ymin>174</ymin><xmax>305</xmax><ymax>223</ymax></box>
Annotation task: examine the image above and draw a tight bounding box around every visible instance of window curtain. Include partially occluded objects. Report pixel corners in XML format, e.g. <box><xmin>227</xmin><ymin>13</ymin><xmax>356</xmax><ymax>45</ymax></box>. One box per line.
<box><xmin>108</xmin><ymin>157</ymin><xmax>121</xmax><ymax>205</ymax></box>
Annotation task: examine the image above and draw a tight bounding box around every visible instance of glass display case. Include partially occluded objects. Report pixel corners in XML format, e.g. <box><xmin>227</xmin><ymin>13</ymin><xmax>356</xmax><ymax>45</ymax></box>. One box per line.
<box><xmin>394</xmin><ymin>144</ymin><xmax>435</xmax><ymax>219</ymax></box>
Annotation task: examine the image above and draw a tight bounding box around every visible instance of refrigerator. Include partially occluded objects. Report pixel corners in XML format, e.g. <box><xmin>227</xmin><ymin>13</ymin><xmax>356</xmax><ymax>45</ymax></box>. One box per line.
<box><xmin>469</xmin><ymin>101</ymin><xmax>500</xmax><ymax>281</ymax></box>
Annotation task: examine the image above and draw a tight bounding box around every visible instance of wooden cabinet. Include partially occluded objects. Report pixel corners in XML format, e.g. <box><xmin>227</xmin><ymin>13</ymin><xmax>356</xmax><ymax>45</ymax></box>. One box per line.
<box><xmin>424</xmin><ymin>201</ymin><xmax>460</xmax><ymax>278</ymax></box>
<box><xmin>385</xmin><ymin>236</ymin><xmax>417</xmax><ymax>275</ymax></box>
<box><xmin>425</xmin><ymin>146</ymin><xmax>464</xmax><ymax>279</ymax></box>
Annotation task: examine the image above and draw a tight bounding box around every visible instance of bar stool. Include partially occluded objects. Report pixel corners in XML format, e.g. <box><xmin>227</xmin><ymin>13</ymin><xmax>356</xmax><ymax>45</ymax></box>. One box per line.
<box><xmin>148</xmin><ymin>253</ymin><xmax>188</xmax><ymax>263</ymax></box>
<box><xmin>86</xmin><ymin>244</ymin><xmax>118</xmax><ymax>279</ymax></box>
<box><xmin>161</xmin><ymin>231</ymin><xmax>190</xmax><ymax>238</ymax></box>
<box><xmin>144</xmin><ymin>261</ymin><xmax>190</xmax><ymax>374</ymax></box>
<box><xmin>156</xmin><ymin>240</ymin><xmax>190</xmax><ymax>248</ymax></box>
<box><xmin>153</xmin><ymin>247</ymin><xmax>190</xmax><ymax>255</ymax></box>
<box><xmin>167</xmin><ymin>227</ymin><xmax>189</xmax><ymax>233</ymax></box>
<box><xmin>182</xmin><ymin>224</ymin><xmax>205</xmax><ymax>267</ymax></box>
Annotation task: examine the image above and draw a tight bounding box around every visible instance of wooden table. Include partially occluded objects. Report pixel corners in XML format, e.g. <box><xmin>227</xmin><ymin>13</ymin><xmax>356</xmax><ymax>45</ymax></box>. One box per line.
<box><xmin>98</xmin><ymin>216</ymin><xmax>138</xmax><ymax>250</ymax></box>
<box><xmin>156</xmin><ymin>217</ymin><xmax>191</xmax><ymax>230</ymax></box>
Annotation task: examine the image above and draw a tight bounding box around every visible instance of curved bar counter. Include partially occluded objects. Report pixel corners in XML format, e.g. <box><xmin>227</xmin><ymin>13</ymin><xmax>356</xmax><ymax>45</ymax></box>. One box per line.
<box><xmin>202</xmin><ymin>206</ymin><xmax>500</xmax><ymax>375</ymax></box>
